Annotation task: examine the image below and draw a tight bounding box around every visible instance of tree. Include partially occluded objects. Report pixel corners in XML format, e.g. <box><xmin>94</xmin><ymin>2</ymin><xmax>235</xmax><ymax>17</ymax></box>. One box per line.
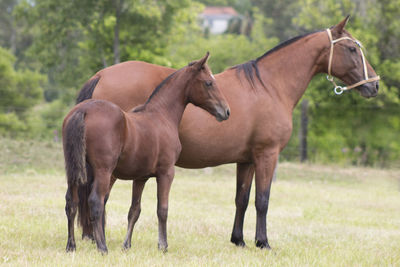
<box><xmin>0</xmin><ymin>47</ymin><xmax>45</xmax><ymax>136</ymax></box>
<box><xmin>16</xmin><ymin>0</ymin><xmax>194</xmax><ymax>103</ymax></box>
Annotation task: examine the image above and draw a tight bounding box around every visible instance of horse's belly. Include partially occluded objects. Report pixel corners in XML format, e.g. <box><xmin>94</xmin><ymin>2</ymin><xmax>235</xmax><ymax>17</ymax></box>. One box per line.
<box><xmin>176</xmin><ymin>113</ymin><xmax>252</xmax><ymax>168</ymax></box>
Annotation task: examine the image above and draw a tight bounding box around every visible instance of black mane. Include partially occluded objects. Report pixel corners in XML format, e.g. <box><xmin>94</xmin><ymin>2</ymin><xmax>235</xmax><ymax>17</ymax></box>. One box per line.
<box><xmin>231</xmin><ymin>31</ymin><xmax>320</xmax><ymax>87</ymax></box>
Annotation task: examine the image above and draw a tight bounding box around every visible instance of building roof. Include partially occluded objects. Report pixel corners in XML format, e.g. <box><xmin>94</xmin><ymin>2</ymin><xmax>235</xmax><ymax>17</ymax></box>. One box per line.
<box><xmin>201</xmin><ymin>6</ymin><xmax>238</xmax><ymax>16</ymax></box>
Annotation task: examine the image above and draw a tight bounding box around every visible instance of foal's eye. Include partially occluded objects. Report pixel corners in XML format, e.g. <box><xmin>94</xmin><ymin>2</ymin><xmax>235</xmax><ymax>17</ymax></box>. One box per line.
<box><xmin>349</xmin><ymin>47</ymin><xmax>357</xmax><ymax>53</ymax></box>
<box><xmin>205</xmin><ymin>81</ymin><xmax>212</xmax><ymax>87</ymax></box>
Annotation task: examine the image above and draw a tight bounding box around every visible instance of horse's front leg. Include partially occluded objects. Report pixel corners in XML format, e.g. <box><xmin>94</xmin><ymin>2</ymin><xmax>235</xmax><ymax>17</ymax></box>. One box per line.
<box><xmin>156</xmin><ymin>167</ymin><xmax>175</xmax><ymax>252</ymax></box>
<box><xmin>253</xmin><ymin>147</ymin><xmax>279</xmax><ymax>249</ymax></box>
<box><xmin>123</xmin><ymin>178</ymin><xmax>148</xmax><ymax>250</ymax></box>
<box><xmin>231</xmin><ymin>162</ymin><xmax>254</xmax><ymax>247</ymax></box>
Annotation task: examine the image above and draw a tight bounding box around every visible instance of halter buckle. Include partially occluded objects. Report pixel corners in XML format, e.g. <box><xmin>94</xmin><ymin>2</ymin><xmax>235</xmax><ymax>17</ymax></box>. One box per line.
<box><xmin>326</xmin><ymin>75</ymin><xmax>334</xmax><ymax>82</ymax></box>
<box><xmin>334</xmin><ymin>86</ymin><xmax>345</xmax><ymax>95</ymax></box>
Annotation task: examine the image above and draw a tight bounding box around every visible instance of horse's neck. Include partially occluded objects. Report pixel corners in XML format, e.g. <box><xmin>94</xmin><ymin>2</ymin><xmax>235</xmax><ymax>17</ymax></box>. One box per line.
<box><xmin>257</xmin><ymin>31</ymin><xmax>328</xmax><ymax>111</ymax></box>
<box><xmin>144</xmin><ymin>76</ymin><xmax>188</xmax><ymax>127</ymax></box>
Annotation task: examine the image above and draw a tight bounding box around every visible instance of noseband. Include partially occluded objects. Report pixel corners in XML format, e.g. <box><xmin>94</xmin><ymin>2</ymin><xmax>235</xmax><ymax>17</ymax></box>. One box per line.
<box><xmin>326</xmin><ymin>28</ymin><xmax>380</xmax><ymax>95</ymax></box>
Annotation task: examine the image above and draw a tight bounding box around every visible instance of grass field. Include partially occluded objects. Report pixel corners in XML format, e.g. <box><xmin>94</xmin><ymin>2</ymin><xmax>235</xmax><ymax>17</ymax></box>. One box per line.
<box><xmin>0</xmin><ymin>139</ymin><xmax>400</xmax><ymax>266</ymax></box>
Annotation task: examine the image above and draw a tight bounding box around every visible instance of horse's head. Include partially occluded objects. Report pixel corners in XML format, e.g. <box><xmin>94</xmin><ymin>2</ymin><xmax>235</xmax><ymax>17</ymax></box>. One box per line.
<box><xmin>185</xmin><ymin>52</ymin><xmax>230</xmax><ymax>121</ymax></box>
<box><xmin>325</xmin><ymin>16</ymin><xmax>379</xmax><ymax>98</ymax></box>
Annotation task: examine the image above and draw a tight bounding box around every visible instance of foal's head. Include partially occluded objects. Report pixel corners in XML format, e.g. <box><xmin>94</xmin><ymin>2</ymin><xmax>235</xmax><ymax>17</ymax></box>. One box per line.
<box><xmin>185</xmin><ymin>52</ymin><xmax>230</xmax><ymax>121</ymax></box>
<box><xmin>324</xmin><ymin>16</ymin><xmax>379</xmax><ymax>98</ymax></box>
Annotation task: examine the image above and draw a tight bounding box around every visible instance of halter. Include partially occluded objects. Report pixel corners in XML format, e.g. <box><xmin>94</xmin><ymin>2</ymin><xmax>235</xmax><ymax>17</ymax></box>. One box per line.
<box><xmin>326</xmin><ymin>28</ymin><xmax>380</xmax><ymax>95</ymax></box>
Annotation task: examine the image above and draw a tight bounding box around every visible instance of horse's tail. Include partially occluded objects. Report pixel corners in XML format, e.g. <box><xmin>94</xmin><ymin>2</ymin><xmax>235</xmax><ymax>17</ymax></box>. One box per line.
<box><xmin>63</xmin><ymin>109</ymin><xmax>95</xmax><ymax>231</ymax></box>
<box><xmin>78</xmin><ymin>164</ymin><xmax>94</xmax><ymax>232</ymax></box>
<box><xmin>76</xmin><ymin>76</ymin><xmax>100</xmax><ymax>104</ymax></box>
<box><xmin>63</xmin><ymin>110</ymin><xmax>87</xmax><ymax>186</ymax></box>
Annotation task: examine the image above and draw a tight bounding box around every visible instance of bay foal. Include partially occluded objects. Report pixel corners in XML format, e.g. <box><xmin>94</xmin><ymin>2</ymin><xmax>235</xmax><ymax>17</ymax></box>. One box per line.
<box><xmin>63</xmin><ymin>53</ymin><xmax>230</xmax><ymax>253</ymax></box>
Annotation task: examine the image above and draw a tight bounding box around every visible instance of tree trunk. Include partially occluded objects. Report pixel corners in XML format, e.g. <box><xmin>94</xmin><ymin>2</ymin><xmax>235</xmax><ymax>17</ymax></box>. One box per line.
<box><xmin>299</xmin><ymin>99</ymin><xmax>309</xmax><ymax>162</ymax></box>
<box><xmin>113</xmin><ymin>0</ymin><xmax>122</xmax><ymax>64</ymax></box>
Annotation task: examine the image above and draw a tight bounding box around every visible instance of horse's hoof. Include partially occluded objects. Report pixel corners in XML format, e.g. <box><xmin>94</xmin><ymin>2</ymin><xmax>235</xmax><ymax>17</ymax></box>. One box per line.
<box><xmin>255</xmin><ymin>240</ymin><xmax>271</xmax><ymax>249</ymax></box>
<box><xmin>66</xmin><ymin>241</ymin><xmax>76</xmax><ymax>252</ymax></box>
<box><xmin>230</xmin><ymin>236</ymin><xmax>246</xmax><ymax>247</ymax></box>
<box><xmin>158</xmin><ymin>244</ymin><xmax>168</xmax><ymax>253</ymax></box>
<box><xmin>82</xmin><ymin>233</ymin><xmax>95</xmax><ymax>242</ymax></box>
<box><xmin>122</xmin><ymin>242</ymin><xmax>131</xmax><ymax>251</ymax></box>
<box><xmin>97</xmin><ymin>245</ymin><xmax>108</xmax><ymax>255</ymax></box>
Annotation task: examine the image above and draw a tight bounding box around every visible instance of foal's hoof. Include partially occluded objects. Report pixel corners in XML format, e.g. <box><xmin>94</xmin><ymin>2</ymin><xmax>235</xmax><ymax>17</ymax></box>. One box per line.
<box><xmin>97</xmin><ymin>245</ymin><xmax>108</xmax><ymax>255</ymax></box>
<box><xmin>82</xmin><ymin>233</ymin><xmax>95</xmax><ymax>242</ymax></box>
<box><xmin>255</xmin><ymin>240</ymin><xmax>271</xmax><ymax>249</ymax></box>
<box><xmin>158</xmin><ymin>244</ymin><xmax>168</xmax><ymax>253</ymax></box>
<box><xmin>230</xmin><ymin>236</ymin><xmax>246</xmax><ymax>247</ymax></box>
<box><xmin>122</xmin><ymin>242</ymin><xmax>131</xmax><ymax>251</ymax></box>
<box><xmin>66</xmin><ymin>241</ymin><xmax>76</xmax><ymax>252</ymax></box>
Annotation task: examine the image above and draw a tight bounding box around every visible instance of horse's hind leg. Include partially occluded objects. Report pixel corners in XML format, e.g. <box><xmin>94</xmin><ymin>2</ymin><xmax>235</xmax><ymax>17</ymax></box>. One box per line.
<box><xmin>82</xmin><ymin>174</ymin><xmax>116</xmax><ymax>241</ymax></box>
<box><xmin>156</xmin><ymin>168</ymin><xmax>175</xmax><ymax>252</ymax></box>
<box><xmin>65</xmin><ymin>184</ymin><xmax>79</xmax><ymax>252</ymax></box>
<box><xmin>88</xmin><ymin>170</ymin><xmax>111</xmax><ymax>253</ymax></box>
<box><xmin>231</xmin><ymin>163</ymin><xmax>254</xmax><ymax>247</ymax></box>
<box><xmin>123</xmin><ymin>179</ymin><xmax>147</xmax><ymax>250</ymax></box>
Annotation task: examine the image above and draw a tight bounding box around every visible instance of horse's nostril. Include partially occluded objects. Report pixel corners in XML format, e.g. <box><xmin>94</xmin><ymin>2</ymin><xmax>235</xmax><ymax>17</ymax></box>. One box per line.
<box><xmin>226</xmin><ymin>109</ymin><xmax>230</xmax><ymax>117</ymax></box>
<box><xmin>376</xmin><ymin>82</ymin><xmax>379</xmax><ymax>90</ymax></box>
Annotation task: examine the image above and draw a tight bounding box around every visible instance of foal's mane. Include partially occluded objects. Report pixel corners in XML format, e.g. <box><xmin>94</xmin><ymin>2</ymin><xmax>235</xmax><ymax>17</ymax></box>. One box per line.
<box><xmin>133</xmin><ymin>68</ymin><xmax>184</xmax><ymax>112</ymax></box>
<box><xmin>231</xmin><ymin>30</ymin><xmax>321</xmax><ymax>87</ymax></box>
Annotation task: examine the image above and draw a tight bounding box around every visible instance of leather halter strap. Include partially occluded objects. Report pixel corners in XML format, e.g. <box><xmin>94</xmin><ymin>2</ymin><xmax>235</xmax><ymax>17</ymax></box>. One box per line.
<box><xmin>326</xmin><ymin>28</ymin><xmax>380</xmax><ymax>95</ymax></box>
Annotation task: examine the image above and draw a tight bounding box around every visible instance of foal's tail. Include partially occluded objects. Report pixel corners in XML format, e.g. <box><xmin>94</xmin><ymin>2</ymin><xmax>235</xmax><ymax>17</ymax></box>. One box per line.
<box><xmin>63</xmin><ymin>110</ymin><xmax>95</xmax><ymax>231</ymax></box>
<box><xmin>63</xmin><ymin>110</ymin><xmax>87</xmax><ymax>186</ymax></box>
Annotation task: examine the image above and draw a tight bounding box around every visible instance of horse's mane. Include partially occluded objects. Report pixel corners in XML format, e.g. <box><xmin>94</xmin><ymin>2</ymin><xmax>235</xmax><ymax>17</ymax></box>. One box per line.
<box><xmin>231</xmin><ymin>31</ymin><xmax>321</xmax><ymax>87</ymax></box>
<box><xmin>133</xmin><ymin>68</ymin><xmax>184</xmax><ymax>112</ymax></box>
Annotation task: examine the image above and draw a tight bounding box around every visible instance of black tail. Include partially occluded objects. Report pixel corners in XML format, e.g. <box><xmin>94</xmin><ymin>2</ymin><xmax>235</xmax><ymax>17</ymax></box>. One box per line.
<box><xmin>76</xmin><ymin>76</ymin><xmax>100</xmax><ymax>104</ymax></box>
<box><xmin>78</xmin><ymin>163</ymin><xmax>94</xmax><ymax>234</ymax></box>
<box><xmin>63</xmin><ymin>110</ymin><xmax>87</xmax><ymax>185</ymax></box>
<box><xmin>63</xmin><ymin>109</ymin><xmax>95</xmax><ymax>233</ymax></box>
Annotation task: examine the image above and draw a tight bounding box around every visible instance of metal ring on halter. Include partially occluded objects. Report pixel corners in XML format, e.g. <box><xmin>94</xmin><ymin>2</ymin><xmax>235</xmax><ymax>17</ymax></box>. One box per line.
<box><xmin>334</xmin><ymin>86</ymin><xmax>345</xmax><ymax>95</ymax></box>
<box><xmin>326</xmin><ymin>75</ymin><xmax>334</xmax><ymax>82</ymax></box>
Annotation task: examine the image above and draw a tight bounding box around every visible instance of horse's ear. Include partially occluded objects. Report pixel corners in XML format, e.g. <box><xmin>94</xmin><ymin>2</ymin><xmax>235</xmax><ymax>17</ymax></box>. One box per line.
<box><xmin>332</xmin><ymin>15</ymin><xmax>350</xmax><ymax>34</ymax></box>
<box><xmin>191</xmin><ymin>52</ymin><xmax>210</xmax><ymax>70</ymax></box>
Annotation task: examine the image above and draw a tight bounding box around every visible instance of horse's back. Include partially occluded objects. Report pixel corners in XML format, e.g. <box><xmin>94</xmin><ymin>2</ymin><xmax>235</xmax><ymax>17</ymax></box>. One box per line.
<box><xmin>92</xmin><ymin>61</ymin><xmax>176</xmax><ymax>111</ymax></box>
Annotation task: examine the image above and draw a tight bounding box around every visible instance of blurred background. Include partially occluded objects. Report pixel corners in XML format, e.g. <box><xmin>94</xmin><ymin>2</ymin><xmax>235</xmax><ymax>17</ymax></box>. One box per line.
<box><xmin>0</xmin><ymin>0</ymin><xmax>399</xmax><ymax>168</ymax></box>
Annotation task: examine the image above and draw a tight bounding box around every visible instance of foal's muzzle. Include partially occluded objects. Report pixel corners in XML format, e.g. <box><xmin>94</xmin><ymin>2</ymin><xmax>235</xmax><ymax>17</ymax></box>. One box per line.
<box><xmin>215</xmin><ymin>107</ymin><xmax>230</xmax><ymax>122</ymax></box>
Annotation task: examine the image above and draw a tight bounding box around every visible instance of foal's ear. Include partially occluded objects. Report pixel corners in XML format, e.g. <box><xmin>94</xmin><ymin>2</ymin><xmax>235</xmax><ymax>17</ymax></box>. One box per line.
<box><xmin>332</xmin><ymin>15</ymin><xmax>350</xmax><ymax>34</ymax></box>
<box><xmin>190</xmin><ymin>52</ymin><xmax>210</xmax><ymax>71</ymax></box>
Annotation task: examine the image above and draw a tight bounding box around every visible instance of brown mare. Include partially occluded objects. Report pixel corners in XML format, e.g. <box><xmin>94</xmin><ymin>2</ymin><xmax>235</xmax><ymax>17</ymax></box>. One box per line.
<box><xmin>76</xmin><ymin>17</ymin><xmax>380</xmax><ymax>249</ymax></box>
<box><xmin>63</xmin><ymin>53</ymin><xmax>230</xmax><ymax>253</ymax></box>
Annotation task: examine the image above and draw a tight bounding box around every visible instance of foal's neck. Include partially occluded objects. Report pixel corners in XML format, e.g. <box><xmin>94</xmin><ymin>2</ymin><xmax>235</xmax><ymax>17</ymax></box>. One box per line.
<box><xmin>141</xmin><ymin>73</ymin><xmax>189</xmax><ymax>127</ymax></box>
<box><xmin>257</xmin><ymin>31</ymin><xmax>328</xmax><ymax>111</ymax></box>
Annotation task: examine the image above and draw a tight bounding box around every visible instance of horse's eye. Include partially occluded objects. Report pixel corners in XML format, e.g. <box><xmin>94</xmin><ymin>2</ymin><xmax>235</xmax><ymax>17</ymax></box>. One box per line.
<box><xmin>349</xmin><ymin>47</ymin><xmax>357</xmax><ymax>53</ymax></box>
<box><xmin>205</xmin><ymin>81</ymin><xmax>212</xmax><ymax>87</ymax></box>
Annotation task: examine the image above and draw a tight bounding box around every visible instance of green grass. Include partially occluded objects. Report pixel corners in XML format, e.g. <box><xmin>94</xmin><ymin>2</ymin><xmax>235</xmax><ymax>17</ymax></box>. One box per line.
<box><xmin>1</xmin><ymin>138</ymin><xmax>400</xmax><ymax>266</ymax></box>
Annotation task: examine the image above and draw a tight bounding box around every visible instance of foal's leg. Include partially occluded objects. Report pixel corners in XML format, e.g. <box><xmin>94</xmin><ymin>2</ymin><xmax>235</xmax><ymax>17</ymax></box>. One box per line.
<box><xmin>65</xmin><ymin>184</ymin><xmax>79</xmax><ymax>252</ymax></box>
<box><xmin>100</xmin><ymin>175</ymin><xmax>117</xmax><ymax>243</ymax></box>
<box><xmin>253</xmin><ymin>148</ymin><xmax>279</xmax><ymax>249</ymax></box>
<box><xmin>88</xmin><ymin>169</ymin><xmax>111</xmax><ymax>253</ymax></box>
<box><xmin>231</xmin><ymin>162</ymin><xmax>254</xmax><ymax>247</ymax></box>
<box><xmin>156</xmin><ymin>168</ymin><xmax>175</xmax><ymax>252</ymax></box>
<box><xmin>123</xmin><ymin>179</ymin><xmax>147</xmax><ymax>250</ymax></box>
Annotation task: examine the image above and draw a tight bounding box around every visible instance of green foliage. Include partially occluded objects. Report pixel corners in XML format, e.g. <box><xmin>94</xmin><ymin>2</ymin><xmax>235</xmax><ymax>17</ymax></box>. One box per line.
<box><xmin>0</xmin><ymin>47</ymin><xmax>45</xmax><ymax>137</ymax></box>
<box><xmin>168</xmin><ymin>8</ymin><xmax>278</xmax><ymax>72</ymax></box>
<box><xmin>1</xmin><ymin>0</ymin><xmax>399</xmax><ymax>167</ymax></box>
